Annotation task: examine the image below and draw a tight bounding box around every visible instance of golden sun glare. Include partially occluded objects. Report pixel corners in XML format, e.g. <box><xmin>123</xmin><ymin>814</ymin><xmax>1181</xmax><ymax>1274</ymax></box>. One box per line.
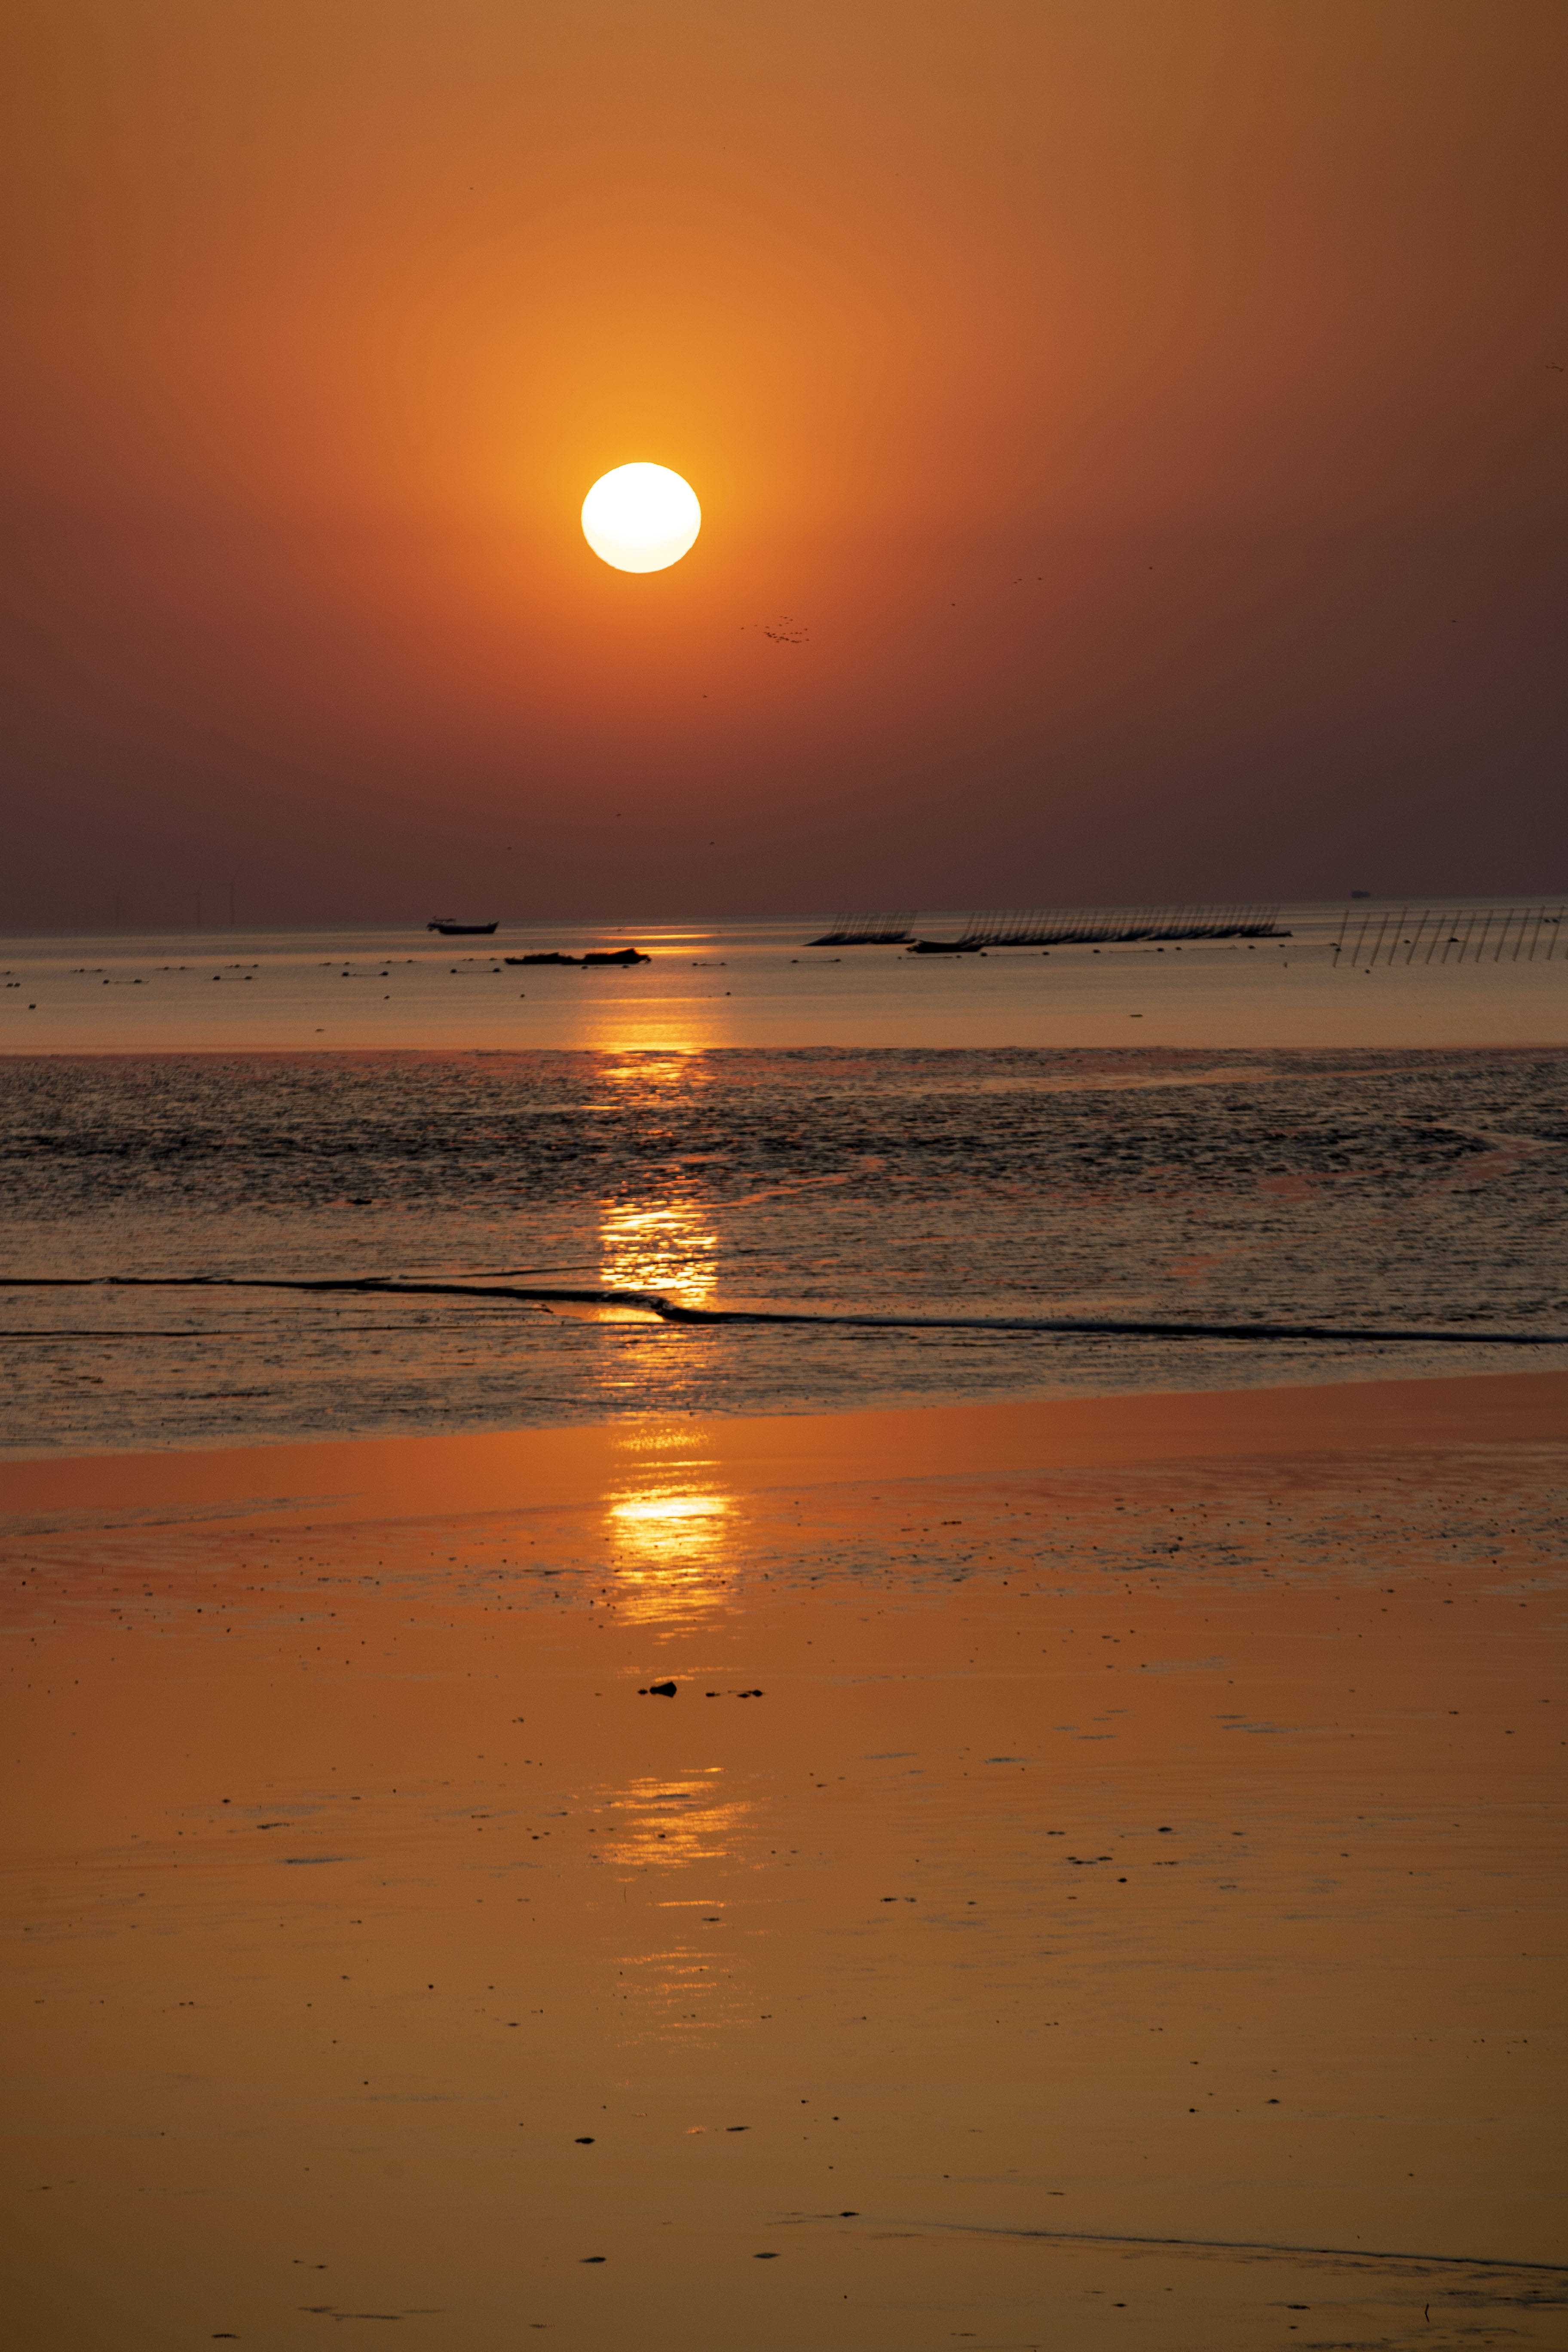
<box><xmin>581</xmin><ymin>463</ymin><xmax>701</xmax><ymax>573</ymax></box>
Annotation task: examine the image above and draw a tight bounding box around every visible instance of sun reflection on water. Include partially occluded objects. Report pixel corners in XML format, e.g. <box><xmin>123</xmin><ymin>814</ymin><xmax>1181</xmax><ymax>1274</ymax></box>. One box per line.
<box><xmin>607</xmin><ymin>1485</ymin><xmax>732</xmax><ymax>1620</ymax></box>
<box><xmin>604</xmin><ymin>1770</ymin><xmax>750</xmax><ymax>1871</ymax></box>
<box><xmin>597</xmin><ymin>1050</ymin><xmax>719</xmax><ymax>1306</ymax></box>
<box><xmin>594</xmin><ymin>1051</ymin><xmax>733</xmax><ymax>1609</ymax></box>
<box><xmin>600</xmin><ymin>1199</ymin><xmax>719</xmax><ymax>1307</ymax></box>
<box><xmin>599</xmin><ymin>1772</ymin><xmax>756</xmax><ymax>2042</ymax></box>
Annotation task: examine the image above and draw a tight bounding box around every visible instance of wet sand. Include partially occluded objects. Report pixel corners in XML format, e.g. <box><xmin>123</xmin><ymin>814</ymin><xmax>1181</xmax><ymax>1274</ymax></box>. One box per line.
<box><xmin>3</xmin><ymin>1372</ymin><xmax>1565</xmax><ymax>2349</ymax></box>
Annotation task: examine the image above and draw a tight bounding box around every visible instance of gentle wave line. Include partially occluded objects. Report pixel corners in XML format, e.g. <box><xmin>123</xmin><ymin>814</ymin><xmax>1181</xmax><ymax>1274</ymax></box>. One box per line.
<box><xmin>0</xmin><ymin>1276</ymin><xmax>1562</xmax><ymax>1346</ymax></box>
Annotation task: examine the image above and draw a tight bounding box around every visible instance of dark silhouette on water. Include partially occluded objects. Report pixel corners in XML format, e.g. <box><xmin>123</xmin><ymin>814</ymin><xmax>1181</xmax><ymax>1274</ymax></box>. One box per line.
<box><xmin>1332</xmin><ymin>900</ymin><xmax>1563</xmax><ymax>969</ymax></box>
<box><xmin>808</xmin><ymin>913</ymin><xmax>913</xmax><ymax>946</ymax></box>
<box><xmin>426</xmin><ymin>919</ymin><xmax>498</xmax><ymax>935</ymax></box>
<box><xmin>503</xmin><ymin>947</ymin><xmax>651</xmax><ymax>967</ymax></box>
<box><xmin>956</xmin><ymin>902</ymin><xmax>1285</xmax><ymax>947</ymax></box>
<box><xmin>819</xmin><ymin>902</ymin><xmax>1289</xmax><ymax>953</ymax></box>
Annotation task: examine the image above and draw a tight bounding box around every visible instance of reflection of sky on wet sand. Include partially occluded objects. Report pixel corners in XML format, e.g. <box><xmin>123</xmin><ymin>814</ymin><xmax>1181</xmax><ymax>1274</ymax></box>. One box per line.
<box><xmin>607</xmin><ymin>1936</ymin><xmax>754</xmax><ymax>2043</ymax></box>
<box><xmin>601</xmin><ymin>1773</ymin><xmax>756</xmax><ymax>2041</ymax></box>
<box><xmin>604</xmin><ymin>1770</ymin><xmax>750</xmax><ymax>1872</ymax></box>
<box><xmin>607</xmin><ymin>1485</ymin><xmax>732</xmax><ymax>1620</ymax></box>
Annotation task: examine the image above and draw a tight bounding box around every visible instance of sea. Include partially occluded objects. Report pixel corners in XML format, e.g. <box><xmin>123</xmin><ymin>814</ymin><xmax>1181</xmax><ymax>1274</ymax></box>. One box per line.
<box><xmin>2</xmin><ymin>903</ymin><xmax>1565</xmax><ymax>1454</ymax></box>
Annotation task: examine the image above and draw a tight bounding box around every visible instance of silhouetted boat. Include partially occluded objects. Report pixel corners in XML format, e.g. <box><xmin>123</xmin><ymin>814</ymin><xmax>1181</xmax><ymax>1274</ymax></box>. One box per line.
<box><xmin>504</xmin><ymin>947</ymin><xmax>651</xmax><ymax>967</ymax></box>
<box><xmin>907</xmin><ymin>938</ymin><xmax>984</xmax><ymax>954</ymax></box>
<box><xmin>427</xmin><ymin>919</ymin><xmax>497</xmax><ymax>935</ymax></box>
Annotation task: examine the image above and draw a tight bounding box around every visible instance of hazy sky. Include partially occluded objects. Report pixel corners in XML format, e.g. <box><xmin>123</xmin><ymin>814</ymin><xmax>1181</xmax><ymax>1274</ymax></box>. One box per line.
<box><xmin>4</xmin><ymin>0</ymin><xmax>1565</xmax><ymax>928</ymax></box>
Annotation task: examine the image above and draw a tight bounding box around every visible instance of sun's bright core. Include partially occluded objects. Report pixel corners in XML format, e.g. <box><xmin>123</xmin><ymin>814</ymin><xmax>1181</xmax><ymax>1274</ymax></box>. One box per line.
<box><xmin>581</xmin><ymin>463</ymin><xmax>701</xmax><ymax>573</ymax></box>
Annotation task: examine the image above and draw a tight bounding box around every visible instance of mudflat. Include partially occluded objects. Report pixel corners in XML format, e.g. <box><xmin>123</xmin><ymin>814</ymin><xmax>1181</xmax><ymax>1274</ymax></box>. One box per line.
<box><xmin>3</xmin><ymin>1372</ymin><xmax>1565</xmax><ymax>2349</ymax></box>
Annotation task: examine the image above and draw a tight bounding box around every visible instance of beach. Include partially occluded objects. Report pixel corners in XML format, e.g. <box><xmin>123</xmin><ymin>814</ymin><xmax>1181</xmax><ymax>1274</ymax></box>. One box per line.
<box><xmin>3</xmin><ymin>950</ymin><xmax>1565</xmax><ymax>2347</ymax></box>
<box><xmin>5</xmin><ymin>1369</ymin><xmax>1565</xmax><ymax>2349</ymax></box>
<box><xmin>10</xmin><ymin>1</ymin><xmax>1567</xmax><ymax>2339</ymax></box>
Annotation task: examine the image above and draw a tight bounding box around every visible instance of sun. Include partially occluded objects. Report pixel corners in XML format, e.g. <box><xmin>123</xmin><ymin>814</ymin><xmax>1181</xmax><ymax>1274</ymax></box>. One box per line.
<box><xmin>581</xmin><ymin>463</ymin><xmax>701</xmax><ymax>573</ymax></box>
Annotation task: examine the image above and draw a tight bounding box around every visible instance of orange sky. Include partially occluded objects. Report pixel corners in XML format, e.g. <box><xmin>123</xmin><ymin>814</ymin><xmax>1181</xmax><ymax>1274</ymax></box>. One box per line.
<box><xmin>3</xmin><ymin>1</ymin><xmax>1565</xmax><ymax>927</ymax></box>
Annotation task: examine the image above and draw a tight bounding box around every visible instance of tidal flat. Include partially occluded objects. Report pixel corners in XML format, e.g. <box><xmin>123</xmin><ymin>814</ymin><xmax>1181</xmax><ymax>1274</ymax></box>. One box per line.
<box><xmin>4</xmin><ymin>1372</ymin><xmax>1564</xmax><ymax>2349</ymax></box>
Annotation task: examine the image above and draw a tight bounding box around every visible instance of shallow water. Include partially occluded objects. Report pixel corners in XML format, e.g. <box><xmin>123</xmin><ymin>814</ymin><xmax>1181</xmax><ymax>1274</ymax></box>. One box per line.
<box><xmin>2</xmin><ymin>901</ymin><xmax>1565</xmax><ymax>1053</ymax></box>
<box><xmin>3</xmin><ymin>1045</ymin><xmax>1565</xmax><ymax>1452</ymax></box>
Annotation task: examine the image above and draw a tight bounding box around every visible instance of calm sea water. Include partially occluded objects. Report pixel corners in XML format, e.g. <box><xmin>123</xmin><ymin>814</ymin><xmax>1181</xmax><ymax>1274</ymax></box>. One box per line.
<box><xmin>2</xmin><ymin>901</ymin><xmax>1565</xmax><ymax>1053</ymax></box>
<box><xmin>3</xmin><ymin>1041</ymin><xmax>1565</xmax><ymax>1453</ymax></box>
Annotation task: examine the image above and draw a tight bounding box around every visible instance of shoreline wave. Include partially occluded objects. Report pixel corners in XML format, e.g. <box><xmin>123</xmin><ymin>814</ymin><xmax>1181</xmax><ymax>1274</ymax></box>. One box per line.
<box><xmin>3</xmin><ymin>1274</ymin><xmax>1562</xmax><ymax>1348</ymax></box>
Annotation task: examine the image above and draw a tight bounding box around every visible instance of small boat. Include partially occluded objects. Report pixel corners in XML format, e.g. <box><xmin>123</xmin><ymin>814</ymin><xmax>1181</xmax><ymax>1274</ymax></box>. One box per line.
<box><xmin>427</xmin><ymin>919</ymin><xmax>498</xmax><ymax>936</ymax></box>
<box><xmin>906</xmin><ymin>938</ymin><xmax>984</xmax><ymax>954</ymax></box>
<box><xmin>503</xmin><ymin>946</ymin><xmax>651</xmax><ymax>968</ymax></box>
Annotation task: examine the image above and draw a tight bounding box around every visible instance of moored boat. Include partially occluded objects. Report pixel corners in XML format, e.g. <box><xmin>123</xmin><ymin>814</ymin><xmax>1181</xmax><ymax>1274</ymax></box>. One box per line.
<box><xmin>503</xmin><ymin>946</ymin><xmax>651</xmax><ymax>967</ymax></box>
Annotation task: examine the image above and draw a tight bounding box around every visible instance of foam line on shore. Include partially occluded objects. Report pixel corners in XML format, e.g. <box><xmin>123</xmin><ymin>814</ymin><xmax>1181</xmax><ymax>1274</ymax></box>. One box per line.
<box><xmin>2</xmin><ymin>1273</ymin><xmax>1564</xmax><ymax>1346</ymax></box>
